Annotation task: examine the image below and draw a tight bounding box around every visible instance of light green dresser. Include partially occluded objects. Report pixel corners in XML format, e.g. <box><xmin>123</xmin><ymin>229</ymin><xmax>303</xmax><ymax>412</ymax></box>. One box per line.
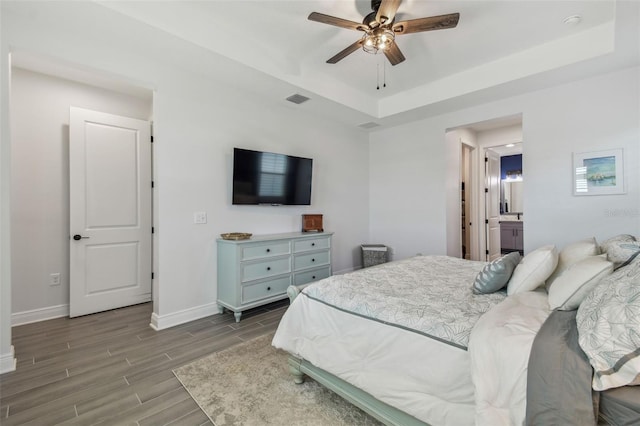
<box><xmin>217</xmin><ymin>232</ymin><xmax>333</xmax><ymax>322</ymax></box>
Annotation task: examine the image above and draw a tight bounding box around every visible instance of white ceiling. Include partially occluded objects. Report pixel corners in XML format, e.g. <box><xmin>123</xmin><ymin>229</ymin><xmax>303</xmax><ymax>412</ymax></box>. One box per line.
<box><xmin>92</xmin><ymin>0</ymin><xmax>638</xmax><ymax>128</ymax></box>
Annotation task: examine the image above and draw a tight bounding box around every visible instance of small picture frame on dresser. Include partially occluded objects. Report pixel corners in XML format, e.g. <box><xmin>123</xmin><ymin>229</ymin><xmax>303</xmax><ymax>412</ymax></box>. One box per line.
<box><xmin>302</xmin><ymin>214</ymin><xmax>323</xmax><ymax>232</ymax></box>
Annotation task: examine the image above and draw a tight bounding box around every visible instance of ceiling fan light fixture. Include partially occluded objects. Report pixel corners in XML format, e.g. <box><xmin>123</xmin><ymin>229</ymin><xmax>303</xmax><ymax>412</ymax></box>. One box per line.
<box><xmin>362</xmin><ymin>27</ymin><xmax>395</xmax><ymax>54</ymax></box>
<box><xmin>308</xmin><ymin>1</ymin><xmax>459</xmax><ymax>66</ymax></box>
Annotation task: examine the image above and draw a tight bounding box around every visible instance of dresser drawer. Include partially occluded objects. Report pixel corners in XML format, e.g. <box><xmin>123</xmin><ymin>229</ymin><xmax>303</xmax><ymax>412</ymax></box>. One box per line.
<box><xmin>242</xmin><ymin>276</ymin><xmax>291</xmax><ymax>304</ymax></box>
<box><xmin>242</xmin><ymin>257</ymin><xmax>291</xmax><ymax>282</ymax></box>
<box><xmin>241</xmin><ymin>242</ymin><xmax>290</xmax><ymax>261</ymax></box>
<box><xmin>294</xmin><ymin>266</ymin><xmax>331</xmax><ymax>286</ymax></box>
<box><xmin>293</xmin><ymin>237</ymin><xmax>330</xmax><ymax>253</ymax></box>
<box><xmin>294</xmin><ymin>251</ymin><xmax>330</xmax><ymax>270</ymax></box>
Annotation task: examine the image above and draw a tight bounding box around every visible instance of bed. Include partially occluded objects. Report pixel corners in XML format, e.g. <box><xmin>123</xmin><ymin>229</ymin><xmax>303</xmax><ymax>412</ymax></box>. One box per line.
<box><xmin>272</xmin><ymin>236</ymin><xmax>640</xmax><ymax>426</ymax></box>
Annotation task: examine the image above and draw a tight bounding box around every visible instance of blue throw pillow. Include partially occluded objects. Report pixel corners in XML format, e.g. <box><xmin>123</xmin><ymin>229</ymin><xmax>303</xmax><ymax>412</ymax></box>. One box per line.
<box><xmin>473</xmin><ymin>252</ymin><xmax>522</xmax><ymax>294</ymax></box>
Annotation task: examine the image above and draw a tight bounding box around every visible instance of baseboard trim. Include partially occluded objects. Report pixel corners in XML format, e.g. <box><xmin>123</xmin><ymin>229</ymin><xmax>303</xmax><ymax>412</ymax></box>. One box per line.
<box><xmin>333</xmin><ymin>266</ymin><xmax>358</xmax><ymax>275</ymax></box>
<box><xmin>12</xmin><ymin>304</ymin><xmax>69</xmax><ymax>326</ymax></box>
<box><xmin>0</xmin><ymin>346</ymin><xmax>16</xmax><ymax>374</ymax></box>
<box><xmin>149</xmin><ymin>302</ymin><xmax>221</xmax><ymax>331</ymax></box>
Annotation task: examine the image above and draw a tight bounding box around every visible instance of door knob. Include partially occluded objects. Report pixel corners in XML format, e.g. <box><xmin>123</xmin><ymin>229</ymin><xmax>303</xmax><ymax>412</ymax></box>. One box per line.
<box><xmin>72</xmin><ymin>234</ymin><xmax>89</xmax><ymax>241</ymax></box>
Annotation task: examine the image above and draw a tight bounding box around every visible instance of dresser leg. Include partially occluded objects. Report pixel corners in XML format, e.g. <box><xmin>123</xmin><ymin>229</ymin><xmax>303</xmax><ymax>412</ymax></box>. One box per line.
<box><xmin>233</xmin><ymin>311</ymin><xmax>242</xmax><ymax>323</ymax></box>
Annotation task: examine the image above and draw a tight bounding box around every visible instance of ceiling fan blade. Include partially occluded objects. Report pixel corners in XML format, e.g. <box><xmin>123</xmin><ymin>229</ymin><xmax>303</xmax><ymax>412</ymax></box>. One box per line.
<box><xmin>392</xmin><ymin>13</ymin><xmax>460</xmax><ymax>35</ymax></box>
<box><xmin>375</xmin><ymin>0</ymin><xmax>402</xmax><ymax>25</ymax></box>
<box><xmin>326</xmin><ymin>40</ymin><xmax>364</xmax><ymax>64</ymax></box>
<box><xmin>308</xmin><ymin>12</ymin><xmax>367</xmax><ymax>31</ymax></box>
<box><xmin>384</xmin><ymin>42</ymin><xmax>406</xmax><ymax>66</ymax></box>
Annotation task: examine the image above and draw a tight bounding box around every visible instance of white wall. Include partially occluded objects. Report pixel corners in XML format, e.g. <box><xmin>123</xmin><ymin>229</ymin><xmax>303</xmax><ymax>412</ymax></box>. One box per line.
<box><xmin>150</xmin><ymin>71</ymin><xmax>369</xmax><ymax>328</ymax></box>
<box><xmin>522</xmin><ymin>68</ymin><xmax>639</xmax><ymax>250</ymax></box>
<box><xmin>370</xmin><ymin>66</ymin><xmax>640</xmax><ymax>259</ymax></box>
<box><xmin>10</xmin><ymin>68</ymin><xmax>152</xmax><ymax>323</ymax></box>
<box><xmin>369</xmin><ymin>118</ymin><xmax>448</xmax><ymax>260</ymax></box>
<box><xmin>476</xmin><ymin>125</ymin><xmax>523</xmax><ymax>149</ymax></box>
<box><xmin>0</xmin><ymin>4</ymin><xmax>16</xmax><ymax>373</ymax></box>
<box><xmin>1</xmin><ymin>0</ymin><xmax>370</xmax><ymax>341</ymax></box>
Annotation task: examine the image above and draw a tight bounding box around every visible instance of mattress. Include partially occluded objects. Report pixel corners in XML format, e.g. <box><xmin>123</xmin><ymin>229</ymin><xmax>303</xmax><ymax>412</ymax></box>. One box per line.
<box><xmin>272</xmin><ymin>255</ymin><xmax>507</xmax><ymax>425</ymax></box>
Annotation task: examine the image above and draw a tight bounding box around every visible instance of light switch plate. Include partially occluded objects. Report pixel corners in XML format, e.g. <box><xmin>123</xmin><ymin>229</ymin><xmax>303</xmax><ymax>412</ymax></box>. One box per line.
<box><xmin>194</xmin><ymin>211</ymin><xmax>207</xmax><ymax>224</ymax></box>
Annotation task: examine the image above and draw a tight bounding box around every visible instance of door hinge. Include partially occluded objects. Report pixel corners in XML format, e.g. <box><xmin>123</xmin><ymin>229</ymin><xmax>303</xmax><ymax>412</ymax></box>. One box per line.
<box><xmin>151</xmin><ymin>181</ymin><xmax>155</xmax><ymax>188</ymax></box>
<box><xmin>150</xmin><ymin>135</ymin><xmax>154</xmax><ymax>143</ymax></box>
<box><xmin>486</xmin><ymin>249</ymin><xmax>489</xmax><ymax>255</ymax></box>
<box><xmin>152</xmin><ymin>227</ymin><xmax>155</xmax><ymax>234</ymax></box>
<box><xmin>485</xmin><ymin>188</ymin><xmax>488</xmax><ymax>193</ymax></box>
<box><xmin>485</xmin><ymin>157</ymin><xmax>488</xmax><ymax>162</ymax></box>
<box><xmin>485</xmin><ymin>219</ymin><xmax>489</xmax><ymax>224</ymax></box>
<box><xmin>152</xmin><ymin>272</ymin><xmax>155</xmax><ymax>279</ymax></box>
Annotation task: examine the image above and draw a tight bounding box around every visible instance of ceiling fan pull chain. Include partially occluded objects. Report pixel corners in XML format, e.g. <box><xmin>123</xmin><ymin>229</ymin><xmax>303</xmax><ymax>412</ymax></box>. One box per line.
<box><xmin>384</xmin><ymin>60</ymin><xmax>387</xmax><ymax>88</ymax></box>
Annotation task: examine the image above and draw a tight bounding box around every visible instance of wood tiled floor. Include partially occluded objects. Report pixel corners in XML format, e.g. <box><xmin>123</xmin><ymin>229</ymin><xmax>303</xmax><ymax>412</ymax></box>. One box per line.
<box><xmin>0</xmin><ymin>300</ymin><xmax>288</xmax><ymax>425</ymax></box>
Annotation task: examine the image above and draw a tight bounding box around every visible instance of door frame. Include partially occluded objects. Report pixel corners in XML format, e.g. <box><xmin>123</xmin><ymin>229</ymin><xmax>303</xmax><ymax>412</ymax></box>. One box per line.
<box><xmin>7</xmin><ymin>53</ymin><xmax>155</xmax><ymax>324</ymax></box>
<box><xmin>460</xmin><ymin>141</ymin><xmax>479</xmax><ymax>260</ymax></box>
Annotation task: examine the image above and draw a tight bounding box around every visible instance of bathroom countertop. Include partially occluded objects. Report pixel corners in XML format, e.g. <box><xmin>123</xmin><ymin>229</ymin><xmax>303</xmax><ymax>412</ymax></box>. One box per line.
<box><xmin>499</xmin><ymin>215</ymin><xmax>523</xmax><ymax>222</ymax></box>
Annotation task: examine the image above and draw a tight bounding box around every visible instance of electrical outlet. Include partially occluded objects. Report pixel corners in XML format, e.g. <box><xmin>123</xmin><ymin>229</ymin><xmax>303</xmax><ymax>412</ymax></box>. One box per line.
<box><xmin>194</xmin><ymin>211</ymin><xmax>207</xmax><ymax>224</ymax></box>
<box><xmin>49</xmin><ymin>273</ymin><xmax>61</xmax><ymax>286</ymax></box>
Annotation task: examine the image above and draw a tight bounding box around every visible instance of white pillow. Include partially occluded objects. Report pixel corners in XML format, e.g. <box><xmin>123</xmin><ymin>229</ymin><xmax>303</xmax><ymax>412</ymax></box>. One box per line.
<box><xmin>548</xmin><ymin>254</ymin><xmax>613</xmax><ymax>310</ymax></box>
<box><xmin>546</xmin><ymin>237</ymin><xmax>600</xmax><ymax>290</ymax></box>
<box><xmin>507</xmin><ymin>245</ymin><xmax>558</xmax><ymax>295</ymax></box>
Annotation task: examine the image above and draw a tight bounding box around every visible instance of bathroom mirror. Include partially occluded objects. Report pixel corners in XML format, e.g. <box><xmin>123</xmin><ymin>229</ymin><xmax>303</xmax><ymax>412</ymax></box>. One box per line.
<box><xmin>501</xmin><ymin>180</ymin><xmax>523</xmax><ymax>213</ymax></box>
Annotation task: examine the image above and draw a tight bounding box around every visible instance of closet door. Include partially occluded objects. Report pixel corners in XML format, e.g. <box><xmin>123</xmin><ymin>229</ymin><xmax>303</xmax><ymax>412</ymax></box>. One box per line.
<box><xmin>69</xmin><ymin>107</ymin><xmax>152</xmax><ymax>317</ymax></box>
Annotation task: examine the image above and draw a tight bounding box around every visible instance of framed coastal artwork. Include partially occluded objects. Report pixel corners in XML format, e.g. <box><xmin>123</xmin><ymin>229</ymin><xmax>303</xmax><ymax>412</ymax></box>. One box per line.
<box><xmin>573</xmin><ymin>148</ymin><xmax>624</xmax><ymax>196</ymax></box>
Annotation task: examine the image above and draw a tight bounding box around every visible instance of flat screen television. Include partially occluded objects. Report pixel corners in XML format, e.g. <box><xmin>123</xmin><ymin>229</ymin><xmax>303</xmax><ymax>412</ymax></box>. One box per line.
<box><xmin>232</xmin><ymin>148</ymin><xmax>313</xmax><ymax>205</ymax></box>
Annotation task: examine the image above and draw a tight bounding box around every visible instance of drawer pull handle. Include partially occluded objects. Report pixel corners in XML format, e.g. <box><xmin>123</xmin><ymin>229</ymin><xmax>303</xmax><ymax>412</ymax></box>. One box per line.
<box><xmin>266</xmin><ymin>248</ymin><xmax>271</xmax><ymax>253</ymax></box>
<box><xmin>267</xmin><ymin>267</ymin><xmax>271</xmax><ymax>271</ymax></box>
<box><xmin>311</xmin><ymin>243</ymin><xmax>315</xmax><ymax>246</ymax></box>
<box><xmin>311</xmin><ymin>258</ymin><xmax>315</xmax><ymax>262</ymax></box>
<box><xmin>312</xmin><ymin>276</ymin><xmax>316</xmax><ymax>279</ymax></box>
<box><xmin>267</xmin><ymin>286</ymin><xmax>271</xmax><ymax>291</ymax></box>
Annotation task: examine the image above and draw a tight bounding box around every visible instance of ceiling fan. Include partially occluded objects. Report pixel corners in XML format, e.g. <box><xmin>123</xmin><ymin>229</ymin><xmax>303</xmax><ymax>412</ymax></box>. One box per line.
<box><xmin>308</xmin><ymin>0</ymin><xmax>459</xmax><ymax>66</ymax></box>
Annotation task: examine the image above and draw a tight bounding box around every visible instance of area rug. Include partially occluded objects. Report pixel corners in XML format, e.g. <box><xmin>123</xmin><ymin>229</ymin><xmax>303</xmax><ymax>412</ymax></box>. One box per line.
<box><xmin>173</xmin><ymin>333</ymin><xmax>381</xmax><ymax>426</ymax></box>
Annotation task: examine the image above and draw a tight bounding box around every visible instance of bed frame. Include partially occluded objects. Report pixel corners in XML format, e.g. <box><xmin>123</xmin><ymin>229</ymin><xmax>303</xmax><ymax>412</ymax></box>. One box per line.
<box><xmin>286</xmin><ymin>285</ymin><xmax>428</xmax><ymax>426</ymax></box>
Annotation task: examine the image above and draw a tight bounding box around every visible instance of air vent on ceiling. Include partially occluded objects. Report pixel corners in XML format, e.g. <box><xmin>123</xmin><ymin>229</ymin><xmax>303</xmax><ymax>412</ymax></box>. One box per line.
<box><xmin>358</xmin><ymin>122</ymin><xmax>380</xmax><ymax>129</ymax></box>
<box><xmin>286</xmin><ymin>94</ymin><xmax>310</xmax><ymax>104</ymax></box>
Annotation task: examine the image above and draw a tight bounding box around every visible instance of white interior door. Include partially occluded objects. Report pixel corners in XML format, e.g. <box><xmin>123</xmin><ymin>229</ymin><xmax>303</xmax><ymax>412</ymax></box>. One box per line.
<box><xmin>69</xmin><ymin>107</ymin><xmax>152</xmax><ymax>317</ymax></box>
<box><xmin>485</xmin><ymin>150</ymin><xmax>501</xmax><ymax>261</ymax></box>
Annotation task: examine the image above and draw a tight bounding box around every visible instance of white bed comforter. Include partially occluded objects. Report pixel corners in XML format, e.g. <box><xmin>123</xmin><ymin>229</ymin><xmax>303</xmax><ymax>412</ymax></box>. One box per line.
<box><xmin>302</xmin><ymin>256</ymin><xmax>506</xmax><ymax>349</ymax></box>
<box><xmin>468</xmin><ymin>290</ymin><xmax>551</xmax><ymax>426</ymax></box>
<box><xmin>274</xmin><ymin>293</ymin><xmax>478</xmax><ymax>424</ymax></box>
<box><xmin>274</xmin><ymin>256</ymin><xmax>552</xmax><ymax>426</ymax></box>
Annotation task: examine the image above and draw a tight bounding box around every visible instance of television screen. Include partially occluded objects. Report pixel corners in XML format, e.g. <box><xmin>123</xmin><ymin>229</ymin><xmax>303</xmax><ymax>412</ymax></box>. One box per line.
<box><xmin>232</xmin><ymin>148</ymin><xmax>313</xmax><ymax>205</ymax></box>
